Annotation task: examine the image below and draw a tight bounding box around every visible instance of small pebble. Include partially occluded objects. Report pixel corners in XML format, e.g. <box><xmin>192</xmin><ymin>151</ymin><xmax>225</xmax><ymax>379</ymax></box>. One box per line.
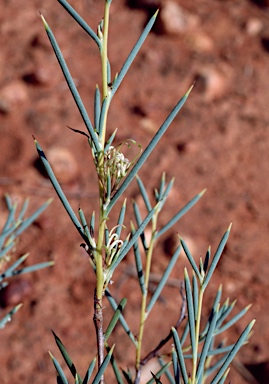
<box><xmin>187</xmin><ymin>31</ymin><xmax>214</xmax><ymax>53</ymax></box>
<box><xmin>157</xmin><ymin>1</ymin><xmax>198</xmax><ymax>35</ymax></box>
<box><xmin>0</xmin><ymin>280</ymin><xmax>32</xmax><ymax>308</ymax></box>
<box><xmin>194</xmin><ymin>67</ymin><xmax>228</xmax><ymax>101</ymax></box>
<box><xmin>245</xmin><ymin>18</ymin><xmax>263</xmax><ymax>36</ymax></box>
<box><xmin>45</xmin><ymin>147</ymin><xmax>79</xmax><ymax>184</ymax></box>
<box><xmin>22</xmin><ymin>65</ymin><xmax>52</xmax><ymax>86</ymax></box>
<box><xmin>0</xmin><ymin>81</ymin><xmax>28</xmax><ymax>113</ymax></box>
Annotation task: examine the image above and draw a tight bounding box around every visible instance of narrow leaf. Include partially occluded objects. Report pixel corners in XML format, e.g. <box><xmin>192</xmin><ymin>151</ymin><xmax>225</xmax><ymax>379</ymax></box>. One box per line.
<box><xmin>12</xmin><ymin>261</ymin><xmax>54</xmax><ymax>277</ymax></box>
<box><xmin>192</xmin><ymin>274</ymin><xmax>199</xmax><ymax>320</ymax></box>
<box><xmin>136</xmin><ymin>175</ymin><xmax>152</xmax><ymax>212</ymax></box>
<box><xmin>172</xmin><ymin>347</ymin><xmax>180</xmax><ymax>384</ymax></box>
<box><xmin>203</xmin><ymin>246</ymin><xmax>210</xmax><ymax>274</ymax></box>
<box><xmin>217</xmin><ymin>368</ymin><xmax>230</xmax><ymax>384</ymax></box>
<box><xmin>57</xmin><ymin>0</ymin><xmax>100</xmax><ymax>48</ymax></box>
<box><xmin>147</xmin><ymin>245</ymin><xmax>181</xmax><ymax>314</ymax></box>
<box><xmin>121</xmin><ymin>368</ymin><xmax>133</xmax><ymax>383</ymax></box>
<box><xmin>104</xmin><ymin>128</ymin><xmax>118</xmax><ymax>153</ymax></box>
<box><xmin>98</xmin><ymin>96</ymin><xmax>109</xmax><ymax>139</ymax></box>
<box><xmin>172</xmin><ymin>327</ymin><xmax>188</xmax><ymax>384</ymax></box>
<box><xmin>52</xmin><ymin>330</ymin><xmax>82</xmax><ymax>383</ymax></box>
<box><xmin>0</xmin><ymin>241</ymin><xmax>16</xmax><ymax>261</ymax></box>
<box><xmin>158</xmin><ymin>173</ymin><xmax>166</xmax><ymax>201</ymax></box>
<box><xmin>203</xmin><ymin>224</ymin><xmax>232</xmax><ymax>290</ymax></box>
<box><xmin>0</xmin><ymin>253</ymin><xmax>29</xmax><ymax>279</ymax></box>
<box><xmin>104</xmin><ymin>298</ymin><xmax>127</xmax><ymax>341</ymax></box>
<box><xmin>49</xmin><ymin>351</ymin><xmax>69</xmax><ymax>384</ymax></box>
<box><xmin>215</xmin><ymin>304</ymin><xmax>252</xmax><ymax>335</ymax></box>
<box><xmin>158</xmin><ymin>357</ymin><xmax>174</xmax><ymax>383</ymax></box>
<box><xmin>200</xmin><ymin>285</ymin><xmax>222</xmax><ymax>339</ymax></box>
<box><xmin>94</xmin><ymin>85</ymin><xmax>101</xmax><ymax>131</ymax></box>
<box><xmin>196</xmin><ymin>305</ymin><xmax>219</xmax><ymax>381</ymax></box>
<box><xmin>17</xmin><ymin>198</ymin><xmax>29</xmax><ymax>222</ymax></box>
<box><xmin>0</xmin><ymin>304</ymin><xmax>22</xmax><ymax>329</ymax></box>
<box><xmin>34</xmin><ymin>139</ymin><xmax>88</xmax><ymax>243</ymax></box>
<box><xmin>14</xmin><ymin>198</ymin><xmax>52</xmax><ymax>237</ymax></box>
<box><xmin>106</xmin><ymin>86</ymin><xmax>193</xmax><ymax>214</ymax></box>
<box><xmin>82</xmin><ymin>357</ymin><xmax>96</xmax><ymax>384</ymax></box>
<box><xmin>158</xmin><ymin>177</ymin><xmax>174</xmax><ymax>207</ymax></box>
<box><xmin>105</xmin><ymin>289</ymin><xmax>137</xmax><ymax>345</ymax></box>
<box><xmin>40</xmin><ymin>15</ymin><xmax>100</xmax><ymax>152</ymax></box>
<box><xmin>92</xmin><ymin>345</ymin><xmax>115</xmax><ymax>384</ymax></box>
<box><xmin>180</xmin><ymin>237</ymin><xmax>202</xmax><ymax>282</ymax></box>
<box><xmin>184</xmin><ymin>268</ymin><xmax>196</xmax><ymax>356</ymax></box>
<box><xmin>115</xmin><ymin>199</ymin><xmax>126</xmax><ymax>239</ymax></box>
<box><xmin>132</xmin><ymin>224</ymin><xmax>145</xmax><ymax>295</ymax></box>
<box><xmin>78</xmin><ymin>208</ymin><xmax>93</xmax><ymax>244</ymax></box>
<box><xmin>106</xmin><ymin>344</ymin><xmax>124</xmax><ymax>384</ymax></box>
<box><xmin>215</xmin><ymin>300</ymin><xmax>236</xmax><ymax>330</ymax></box>
<box><xmin>111</xmin><ymin>10</ymin><xmax>159</xmax><ymax>98</ymax></box>
<box><xmin>146</xmin><ymin>361</ymin><xmax>171</xmax><ymax>384</ymax></box>
<box><xmin>132</xmin><ymin>201</ymin><xmax>148</xmax><ymax>251</ymax></box>
<box><xmin>157</xmin><ymin>189</ymin><xmax>206</xmax><ymax>239</ymax></box>
<box><xmin>211</xmin><ymin>320</ymin><xmax>255</xmax><ymax>384</ymax></box>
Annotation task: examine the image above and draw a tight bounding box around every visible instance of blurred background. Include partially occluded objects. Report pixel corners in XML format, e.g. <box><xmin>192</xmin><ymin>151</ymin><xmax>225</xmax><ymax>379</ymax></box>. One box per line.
<box><xmin>0</xmin><ymin>0</ymin><xmax>269</xmax><ymax>382</ymax></box>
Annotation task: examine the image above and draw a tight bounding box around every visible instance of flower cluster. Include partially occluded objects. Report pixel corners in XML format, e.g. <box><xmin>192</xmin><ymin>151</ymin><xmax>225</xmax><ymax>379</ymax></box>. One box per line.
<box><xmin>105</xmin><ymin>146</ymin><xmax>131</xmax><ymax>181</ymax></box>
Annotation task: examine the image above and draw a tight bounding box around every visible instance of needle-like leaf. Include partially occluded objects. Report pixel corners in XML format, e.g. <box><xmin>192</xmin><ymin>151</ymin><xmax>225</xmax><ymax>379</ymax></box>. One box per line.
<box><xmin>211</xmin><ymin>320</ymin><xmax>255</xmax><ymax>384</ymax></box>
<box><xmin>203</xmin><ymin>224</ymin><xmax>232</xmax><ymax>290</ymax></box>
<box><xmin>57</xmin><ymin>0</ymin><xmax>101</xmax><ymax>48</ymax></box>
<box><xmin>40</xmin><ymin>15</ymin><xmax>100</xmax><ymax>152</ymax></box>
<box><xmin>172</xmin><ymin>327</ymin><xmax>188</xmax><ymax>384</ymax></box>
<box><xmin>49</xmin><ymin>351</ymin><xmax>69</xmax><ymax>384</ymax></box>
<box><xmin>0</xmin><ymin>304</ymin><xmax>22</xmax><ymax>329</ymax></box>
<box><xmin>34</xmin><ymin>138</ymin><xmax>88</xmax><ymax>244</ymax></box>
<box><xmin>147</xmin><ymin>245</ymin><xmax>181</xmax><ymax>314</ymax></box>
<box><xmin>104</xmin><ymin>298</ymin><xmax>127</xmax><ymax>341</ymax></box>
<box><xmin>92</xmin><ymin>345</ymin><xmax>115</xmax><ymax>384</ymax></box>
<box><xmin>52</xmin><ymin>330</ymin><xmax>83</xmax><ymax>383</ymax></box>
<box><xmin>110</xmin><ymin>10</ymin><xmax>159</xmax><ymax>98</ymax></box>
<box><xmin>106</xmin><ymin>86</ymin><xmax>193</xmax><ymax>214</ymax></box>
<box><xmin>157</xmin><ymin>189</ymin><xmax>206</xmax><ymax>239</ymax></box>
<box><xmin>82</xmin><ymin>357</ymin><xmax>96</xmax><ymax>384</ymax></box>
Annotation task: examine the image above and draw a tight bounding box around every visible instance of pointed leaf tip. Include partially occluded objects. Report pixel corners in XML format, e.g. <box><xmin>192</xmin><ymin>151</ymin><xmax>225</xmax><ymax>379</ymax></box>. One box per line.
<box><xmin>185</xmin><ymin>83</ymin><xmax>195</xmax><ymax>98</ymax></box>
<box><xmin>153</xmin><ymin>9</ymin><xmax>160</xmax><ymax>18</ymax></box>
<box><xmin>228</xmin><ymin>222</ymin><xmax>232</xmax><ymax>231</ymax></box>
<box><xmin>40</xmin><ymin>13</ymin><xmax>49</xmax><ymax>30</ymax></box>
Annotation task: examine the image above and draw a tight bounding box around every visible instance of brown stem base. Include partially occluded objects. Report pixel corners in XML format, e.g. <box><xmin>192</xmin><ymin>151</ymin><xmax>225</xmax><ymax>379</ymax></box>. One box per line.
<box><xmin>94</xmin><ymin>289</ymin><xmax>104</xmax><ymax>383</ymax></box>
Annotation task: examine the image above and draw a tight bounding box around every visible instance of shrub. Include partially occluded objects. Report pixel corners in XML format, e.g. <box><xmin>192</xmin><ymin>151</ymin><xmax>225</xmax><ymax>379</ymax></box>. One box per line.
<box><xmin>29</xmin><ymin>1</ymin><xmax>255</xmax><ymax>382</ymax></box>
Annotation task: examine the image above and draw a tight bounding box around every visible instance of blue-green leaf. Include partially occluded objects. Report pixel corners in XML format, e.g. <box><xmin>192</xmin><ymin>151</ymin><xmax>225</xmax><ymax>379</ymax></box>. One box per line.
<box><xmin>40</xmin><ymin>15</ymin><xmax>100</xmax><ymax>152</ymax></box>
<box><xmin>57</xmin><ymin>0</ymin><xmax>101</xmax><ymax>48</ymax></box>
<box><xmin>106</xmin><ymin>86</ymin><xmax>193</xmax><ymax>214</ymax></box>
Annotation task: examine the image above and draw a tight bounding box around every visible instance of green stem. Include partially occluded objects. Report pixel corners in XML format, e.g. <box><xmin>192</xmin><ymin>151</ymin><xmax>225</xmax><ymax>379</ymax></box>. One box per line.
<box><xmin>192</xmin><ymin>288</ymin><xmax>204</xmax><ymax>383</ymax></box>
<box><xmin>101</xmin><ymin>2</ymin><xmax>110</xmax><ymax>100</ymax></box>
<box><xmin>135</xmin><ymin>214</ymin><xmax>158</xmax><ymax>381</ymax></box>
<box><xmin>99</xmin><ymin>1</ymin><xmax>111</xmax><ymax>148</ymax></box>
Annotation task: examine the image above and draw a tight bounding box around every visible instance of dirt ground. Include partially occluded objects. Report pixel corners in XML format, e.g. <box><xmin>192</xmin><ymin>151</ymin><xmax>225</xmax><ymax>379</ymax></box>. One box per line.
<box><xmin>1</xmin><ymin>0</ymin><xmax>269</xmax><ymax>383</ymax></box>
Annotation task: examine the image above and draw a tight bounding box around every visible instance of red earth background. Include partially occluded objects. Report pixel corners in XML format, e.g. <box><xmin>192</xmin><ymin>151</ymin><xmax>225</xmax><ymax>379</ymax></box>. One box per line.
<box><xmin>0</xmin><ymin>0</ymin><xmax>269</xmax><ymax>383</ymax></box>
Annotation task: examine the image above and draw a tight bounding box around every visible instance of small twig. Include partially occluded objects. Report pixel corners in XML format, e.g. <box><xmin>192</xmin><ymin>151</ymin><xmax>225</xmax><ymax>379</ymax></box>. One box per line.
<box><xmin>140</xmin><ymin>282</ymin><xmax>186</xmax><ymax>366</ymax></box>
